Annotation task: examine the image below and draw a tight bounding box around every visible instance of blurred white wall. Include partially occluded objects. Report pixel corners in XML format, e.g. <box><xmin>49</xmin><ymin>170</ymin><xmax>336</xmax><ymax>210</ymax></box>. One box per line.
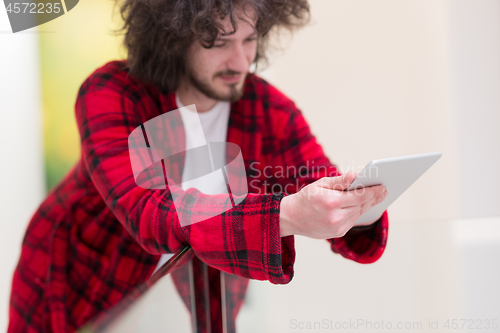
<box><xmin>0</xmin><ymin>9</ymin><xmax>45</xmax><ymax>332</ymax></box>
<box><xmin>259</xmin><ymin>0</ymin><xmax>500</xmax><ymax>222</ymax></box>
<box><xmin>449</xmin><ymin>0</ymin><xmax>500</xmax><ymax>218</ymax></box>
<box><xmin>239</xmin><ymin>0</ymin><xmax>500</xmax><ymax>331</ymax></box>
<box><xmin>261</xmin><ymin>0</ymin><xmax>458</xmax><ymax>223</ymax></box>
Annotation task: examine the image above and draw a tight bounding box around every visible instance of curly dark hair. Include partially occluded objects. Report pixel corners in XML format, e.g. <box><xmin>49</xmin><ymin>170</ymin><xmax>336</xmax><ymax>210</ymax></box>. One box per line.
<box><xmin>114</xmin><ymin>0</ymin><xmax>310</xmax><ymax>94</ymax></box>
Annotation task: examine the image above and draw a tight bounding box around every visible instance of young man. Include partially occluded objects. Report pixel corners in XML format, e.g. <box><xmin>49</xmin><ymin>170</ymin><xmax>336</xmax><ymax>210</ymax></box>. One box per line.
<box><xmin>9</xmin><ymin>0</ymin><xmax>389</xmax><ymax>332</ymax></box>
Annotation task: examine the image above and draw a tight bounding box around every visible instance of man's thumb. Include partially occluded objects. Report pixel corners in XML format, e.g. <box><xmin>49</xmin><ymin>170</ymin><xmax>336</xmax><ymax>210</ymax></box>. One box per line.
<box><xmin>316</xmin><ymin>171</ymin><xmax>357</xmax><ymax>191</ymax></box>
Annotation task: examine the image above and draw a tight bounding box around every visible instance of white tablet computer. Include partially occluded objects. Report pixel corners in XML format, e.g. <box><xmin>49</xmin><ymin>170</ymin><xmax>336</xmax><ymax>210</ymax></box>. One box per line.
<box><xmin>345</xmin><ymin>151</ymin><xmax>442</xmax><ymax>225</ymax></box>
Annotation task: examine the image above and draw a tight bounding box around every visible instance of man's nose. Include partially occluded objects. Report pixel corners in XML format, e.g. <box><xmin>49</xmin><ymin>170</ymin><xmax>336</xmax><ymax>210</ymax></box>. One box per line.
<box><xmin>226</xmin><ymin>43</ymin><xmax>250</xmax><ymax>73</ymax></box>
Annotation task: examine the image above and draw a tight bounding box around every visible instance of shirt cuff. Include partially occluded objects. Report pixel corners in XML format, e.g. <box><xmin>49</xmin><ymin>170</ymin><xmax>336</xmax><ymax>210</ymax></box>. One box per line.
<box><xmin>328</xmin><ymin>210</ymin><xmax>389</xmax><ymax>264</ymax></box>
<box><xmin>266</xmin><ymin>193</ymin><xmax>295</xmax><ymax>284</ymax></box>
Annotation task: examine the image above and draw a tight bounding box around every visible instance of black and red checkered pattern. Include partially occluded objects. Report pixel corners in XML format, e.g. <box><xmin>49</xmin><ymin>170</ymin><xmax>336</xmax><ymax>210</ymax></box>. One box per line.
<box><xmin>8</xmin><ymin>60</ymin><xmax>388</xmax><ymax>332</ymax></box>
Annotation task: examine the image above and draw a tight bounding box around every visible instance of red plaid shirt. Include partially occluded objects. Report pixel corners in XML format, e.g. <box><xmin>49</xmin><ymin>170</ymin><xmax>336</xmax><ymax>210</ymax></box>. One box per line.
<box><xmin>9</xmin><ymin>60</ymin><xmax>389</xmax><ymax>332</ymax></box>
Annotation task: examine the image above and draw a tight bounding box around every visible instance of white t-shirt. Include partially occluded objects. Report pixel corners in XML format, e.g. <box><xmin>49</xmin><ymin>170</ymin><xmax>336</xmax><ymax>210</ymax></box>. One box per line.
<box><xmin>151</xmin><ymin>95</ymin><xmax>231</xmax><ymax>274</ymax></box>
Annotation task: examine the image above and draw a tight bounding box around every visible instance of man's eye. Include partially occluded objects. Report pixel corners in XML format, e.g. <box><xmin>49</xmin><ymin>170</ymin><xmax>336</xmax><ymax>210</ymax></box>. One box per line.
<box><xmin>213</xmin><ymin>42</ymin><xmax>226</xmax><ymax>48</ymax></box>
<box><xmin>245</xmin><ymin>37</ymin><xmax>257</xmax><ymax>42</ymax></box>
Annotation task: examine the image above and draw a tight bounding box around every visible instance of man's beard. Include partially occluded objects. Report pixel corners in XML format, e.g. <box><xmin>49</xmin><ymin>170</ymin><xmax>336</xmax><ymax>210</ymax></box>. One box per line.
<box><xmin>188</xmin><ymin>69</ymin><xmax>245</xmax><ymax>103</ymax></box>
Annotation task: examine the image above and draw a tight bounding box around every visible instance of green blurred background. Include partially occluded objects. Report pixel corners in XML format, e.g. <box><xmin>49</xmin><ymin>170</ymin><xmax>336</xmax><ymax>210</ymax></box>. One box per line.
<box><xmin>39</xmin><ymin>0</ymin><xmax>125</xmax><ymax>191</ymax></box>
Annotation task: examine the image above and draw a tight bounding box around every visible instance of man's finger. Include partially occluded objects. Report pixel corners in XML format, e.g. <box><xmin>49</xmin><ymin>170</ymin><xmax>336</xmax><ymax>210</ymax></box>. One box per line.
<box><xmin>315</xmin><ymin>171</ymin><xmax>358</xmax><ymax>191</ymax></box>
<box><xmin>342</xmin><ymin>193</ymin><xmax>381</xmax><ymax>223</ymax></box>
<box><xmin>340</xmin><ymin>185</ymin><xmax>386</xmax><ymax>208</ymax></box>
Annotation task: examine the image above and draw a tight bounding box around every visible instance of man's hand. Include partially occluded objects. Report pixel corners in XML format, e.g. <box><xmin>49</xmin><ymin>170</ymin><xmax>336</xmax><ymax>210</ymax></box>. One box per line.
<box><xmin>279</xmin><ymin>171</ymin><xmax>388</xmax><ymax>239</ymax></box>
